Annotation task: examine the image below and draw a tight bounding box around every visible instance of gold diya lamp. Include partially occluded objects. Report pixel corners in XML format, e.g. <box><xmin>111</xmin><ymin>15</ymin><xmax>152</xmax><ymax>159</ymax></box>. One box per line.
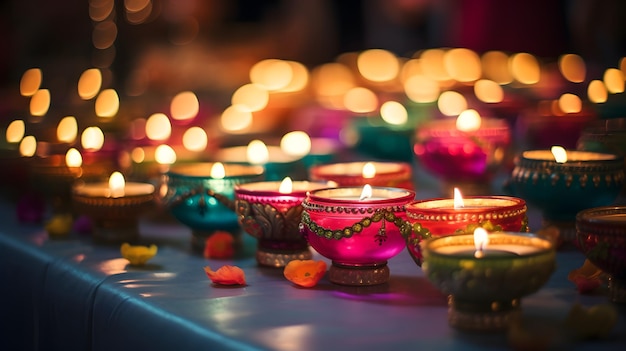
<box><xmin>72</xmin><ymin>171</ymin><xmax>155</xmax><ymax>244</ymax></box>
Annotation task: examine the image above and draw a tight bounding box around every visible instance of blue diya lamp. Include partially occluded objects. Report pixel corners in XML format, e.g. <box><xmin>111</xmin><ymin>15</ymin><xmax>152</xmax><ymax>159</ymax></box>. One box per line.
<box><xmin>509</xmin><ymin>148</ymin><xmax>624</xmax><ymax>244</ymax></box>
<box><xmin>160</xmin><ymin>162</ymin><xmax>264</xmax><ymax>252</ymax></box>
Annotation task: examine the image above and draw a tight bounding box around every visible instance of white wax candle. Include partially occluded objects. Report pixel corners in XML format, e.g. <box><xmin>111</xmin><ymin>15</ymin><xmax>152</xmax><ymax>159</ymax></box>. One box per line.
<box><xmin>523</xmin><ymin>150</ymin><xmax>618</xmax><ymax>162</ymax></box>
<box><xmin>434</xmin><ymin>244</ymin><xmax>540</xmax><ymax>256</ymax></box>
<box><xmin>412</xmin><ymin>198</ymin><xmax>518</xmax><ymax>210</ymax></box>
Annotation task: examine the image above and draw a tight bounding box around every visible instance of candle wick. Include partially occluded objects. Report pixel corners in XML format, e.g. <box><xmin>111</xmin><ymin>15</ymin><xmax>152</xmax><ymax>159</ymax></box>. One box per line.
<box><xmin>474</xmin><ymin>250</ymin><xmax>484</xmax><ymax>258</ymax></box>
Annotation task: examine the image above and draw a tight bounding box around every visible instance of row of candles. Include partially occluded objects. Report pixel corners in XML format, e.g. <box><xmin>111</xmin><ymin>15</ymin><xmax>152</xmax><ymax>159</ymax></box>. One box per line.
<box><xmin>3</xmin><ymin>47</ymin><xmax>626</xmax><ymax>334</ymax></box>
<box><xmin>23</xmin><ymin>143</ymin><xmax>621</xmax><ymax>331</ymax></box>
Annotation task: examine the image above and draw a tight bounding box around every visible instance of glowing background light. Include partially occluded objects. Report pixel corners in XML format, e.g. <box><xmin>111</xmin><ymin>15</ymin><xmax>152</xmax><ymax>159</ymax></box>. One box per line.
<box><xmin>20</xmin><ymin>68</ymin><xmax>42</xmax><ymax>97</ymax></box>
<box><xmin>559</xmin><ymin>54</ymin><xmax>586</xmax><ymax>83</ymax></box>
<box><xmin>444</xmin><ymin>48</ymin><xmax>481</xmax><ymax>83</ymax></box>
<box><xmin>81</xmin><ymin>126</ymin><xmax>105</xmax><ymax>151</ymax></box>
<box><xmin>20</xmin><ymin>135</ymin><xmax>37</xmax><ymax>157</ymax></box>
<box><xmin>280</xmin><ymin>131</ymin><xmax>311</xmax><ymax>157</ymax></box>
<box><xmin>558</xmin><ymin>93</ymin><xmax>582</xmax><ymax>114</ymax></box>
<box><xmin>6</xmin><ymin>120</ymin><xmax>25</xmax><ymax>143</ymax></box>
<box><xmin>182</xmin><ymin>127</ymin><xmax>207</xmax><ymax>152</ymax></box>
<box><xmin>344</xmin><ymin>87</ymin><xmax>377</xmax><ymax>113</ymax></box>
<box><xmin>510</xmin><ymin>53</ymin><xmax>540</xmax><ymax>85</ymax></box>
<box><xmin>78</xmin><ymin>68</ymin><xmax>103</xmax><ymax>100</ymax></box>
<box><xmin>155</xmin><ymin>144</ymin><xmax>176</xmax><ymax>164</ymax></box>
<box><xmin>437</xmin><ymin>91</ymin><xmax>467</xmax><ymax>116</ymax></box>
<box><xmin>30</xmin><ymin>89</ymin><xmax>51</xmax><ymax>117</ymax></box>
<box><xmin>145</xmin><ymin>113</ymin><xmax>172</xmax><ymax>141</ymax></box>
<box><xmin>474</xmin><ymin>79</ymin><xmax>503</xmax><ymax>103</ymax></box>
<box><xmin>380</xmin><ymin>101</ymin><xmax>408</xmax><ymax>125</ymax></box>
<box><xmin>231</xmin><ymin>84</ymin><xmax>269</xmax><ymax>112</ymax></box>
<box><xmin>170</xmin><ymin>91</ymin><xmax>199</xmax><ymax>121</ymax></box>
<box><xmin>57</xmin><ymin>116</ymin><xmax>78</xmax><ymax>143</ymax></box>
<box><xmin>95</xmin><ymin>89</ymin><xmax>120</xmax><ymax>118</ymax></box>
<box><xmin>357</xmin><ymin>49</ymin><xmax>399</xmax><ymax>82</ymax></box>
<box><xmin>588</xmin><ymin>80</ymin><xmax>608</xmax><ymax>103</ymax></box>
<box><xmin>220</xmin><ymin>105</ymin><xmax>253</xmax><ymax>132</ymax></box>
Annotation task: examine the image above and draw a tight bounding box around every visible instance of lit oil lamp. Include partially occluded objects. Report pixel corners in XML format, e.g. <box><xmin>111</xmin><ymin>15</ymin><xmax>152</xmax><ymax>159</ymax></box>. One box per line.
<box><xmin>405</xmin><ymin>188</ymin><xmax>528</xmax><ymax>266</ymax></box>
<box><xmin>309</xmin><ymin>160</ymin><xmax>413</xmax><ymax>189</ymax></box>
<box><xmin>72</xmin><ymin>171</ymin><xmax>155</xmax><ymax>244</ymax></box>
<box><xmin>576</xmin><ymin>206</ymin><xmax>626</xmax><ymax>303</ymax></box>
<box><xmin>215</xmin><ymin>139</ymin><xmax>303</xmax><ymax>181</ymax></box>
<box><xmin>422</xmin><ymin>228</ymin><xmax>556</xmax><ymax>332</ymax></box>
<box><xmin>509</xmin><ymin>146</ymin><xmax>624</xmax><ymax>244</ymax></box>
<box><xmin>300</xmin><ymin>185</ymin><xmax>415</xmax><ymax>286</ymax></box>
<box><xmin>413</xmin><ymin>109</ymin><xmax>511</xmax><ymax>195</ymax></box>
<box><xmin>235</xmin><ymin>177</ymin><xmax>334</xmax><ymax>267</ymax></box>
<box><xmin>160</xmin><ymin>162</ymin><xmax>264</xmax><ymax>252</ymax></box>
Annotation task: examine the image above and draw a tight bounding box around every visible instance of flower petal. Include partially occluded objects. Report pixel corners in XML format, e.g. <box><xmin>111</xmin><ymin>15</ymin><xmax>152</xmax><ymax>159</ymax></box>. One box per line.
<box><xmin>204</xmin><ymin>231</ymin><xmax>235</xmax><ymax>259</ymax></box>
<box><xmin>120</xmin><ymin>243</ymin><xmax>158</xmax><ymax>266</ymax></box>
<box><xmin>284</xmin><ymin>260</ymin><xmax>327</xmax><ymax>288</ymax></box>
<box><xmin>568</xmin><ymin>259</ymin><xmax>604</xmax><ymax>293</ymax></box>
<box><xmin>204</xmin><ymin>265</ymin><xmax>246</xmax><ymax>285</ymax></box>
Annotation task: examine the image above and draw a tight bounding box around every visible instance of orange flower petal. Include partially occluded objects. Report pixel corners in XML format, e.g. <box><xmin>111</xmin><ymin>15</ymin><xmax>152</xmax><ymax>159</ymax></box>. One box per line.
<box><xmin>204</xmin><ymin>232</ymin><xmax>235</xmax><ymax>259</ymax></box>
<box><xmin>568</xmin><ymin>259</ymin><xmax>604</xmax><ymax>293</ymax></box>
<box><xmin>284</xmin><ymin>260</ymin><xmax>327</xmax><ymax>288</ymax></box>
<box><xmin>204</xmin><ymin>265</ymin><xmax>246</xmax><ymax>286</ymax></box>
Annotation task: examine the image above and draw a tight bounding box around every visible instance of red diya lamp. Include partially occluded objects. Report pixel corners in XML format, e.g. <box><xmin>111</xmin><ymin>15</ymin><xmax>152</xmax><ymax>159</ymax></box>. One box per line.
<box><xmin>235</xmin><ymin>177</ymin><xmax>334</xmax><ymax>267</ymax></box>
<box><xmin>405</xmin><ymin>188</ymin><xmax>528</xmax><ymax>266</ymax></box>
<box><xmin>300</xmin><ymin>185</ymin><xmax>415</xmax><ymax>286</ymax></box>
<box><xmin>518</xmin><ymin>98</ymin><xmax>597</xmax><ymax>150</ymax></box>
<box><xmin>308</xmin><ymin>161</ymin><xmax>413</xmax><ymax>190</ymax></box>
<box><xmin>413</xmin><ymin>109</ymin><xmax>511</xmax><ymax>196</ymax></box>
<box><xmin>576</xmin><ymin>206</ymin><xmax>626</xmax><ymax>303</ymax></box>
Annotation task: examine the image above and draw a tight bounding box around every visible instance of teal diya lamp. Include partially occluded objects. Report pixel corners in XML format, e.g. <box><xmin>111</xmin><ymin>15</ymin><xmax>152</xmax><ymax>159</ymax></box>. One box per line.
<box><xmin>509</xmin><ymin>147</ymin><xmax>624</xmax><ymax>244</ymax></box>
<box><xmin>160</xmin><ymin>162</ymin><xmax>264</xmax><ymax>252</ymax></box>
<box><xmin>422</xmin><ymin>229</ymin><xmax>556</xmax><ymax>332</ymax></box>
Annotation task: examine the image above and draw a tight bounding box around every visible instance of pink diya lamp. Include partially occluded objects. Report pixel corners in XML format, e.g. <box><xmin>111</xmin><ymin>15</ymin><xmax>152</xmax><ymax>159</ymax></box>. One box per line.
<box><xmin>308</xmin><ymin>160</ymin><xmax>414</xmax><ymax>190</ymax></box>
<box><xmin>404</xmin><ymin>188</ymin><xmax>528</xmax><ymax>266</ymax></box>
<box><xmin>300</xmin><ymin>184</ymin><xmax>415</xmax><ymax>286</ymax></box>
<box><xmin>413</xmin><ymin>109</ymin><xmax>511</xmax><ymax>196</ymax></box>
<box><xmin>235</xmin><ymin>177</ymin><xmax>335</xmax><ymax>267</ymax></box>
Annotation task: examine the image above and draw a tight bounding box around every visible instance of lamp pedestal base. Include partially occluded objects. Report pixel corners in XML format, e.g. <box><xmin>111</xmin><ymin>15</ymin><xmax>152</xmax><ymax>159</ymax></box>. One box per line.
<box><xmin>256</xmin><ymin>248</ymin><xmax>312</xmax><ymax>268</ymax></box>
<box><xmin>328</xmin><ymin>261</ymin><xmax>389</xmax><ymax>286</ymax></box>
<box><xmin>448</xmin><ymin>296</ymin><xmax>522</xmax><ymax>332</ymax></box>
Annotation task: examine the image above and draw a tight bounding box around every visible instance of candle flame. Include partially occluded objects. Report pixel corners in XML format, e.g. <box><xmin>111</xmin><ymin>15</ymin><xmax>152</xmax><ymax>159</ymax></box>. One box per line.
<box><xmin>108</xmin><ymin>171</ymin><xmax>125</xmax><ymax>198</ymax></box>
<box><xmin>551</xmin><ymin>146</ymin><xmax>568</xmax><ymax>163</ymax></box>
<box><xmin>362</xmin><ymin>162</ymin><xmax>376</xmax><ymax>179</ymax></box>
<box><xmin>453</xmin><ymin>188</ymin><xmax>464</xmax><ymax>209</ymax></box>
<box><xmin>359</xmin><ymin>184</ymin><xmax>373</xmax><ymax>201</ymax></box>
<box><xmin>65</xmin><ymin>148</ymin><xmax>83</xmax><ymax>168</ymax></box>
<box><xmin>210</xmin><ymin>162</ymin><xmax>226</xmax><ymax>179</ymax></box>
<box><xmin>455</xmin><ymin>109</ymin><xmax>482</xmax><ymax>132</ymax></box>
<box><xmin>473</xmin><ymin>227</ymin><xmax>489</xmax><ymax>258</ymax></box>
<box><xmin>247</xmin><ymin>139</ymin><xmax>269</xmax><ymax>165</ymax></box>
<box><xmin>279</xmin><ymin>176</ymin><xmax>293</xmax><ymax>194</ymax></box>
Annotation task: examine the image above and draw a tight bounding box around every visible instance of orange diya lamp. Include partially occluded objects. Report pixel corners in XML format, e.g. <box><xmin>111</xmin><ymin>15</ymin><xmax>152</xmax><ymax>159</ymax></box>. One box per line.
<box><xmin>308</xmin><ymin>160</ymin><xmax>413</xmax><ymax>190</ymax></box>
<box><xmin>405</xmin><ymin>188</ymin><xmax>528</xmax><ymax>266</ymax></box>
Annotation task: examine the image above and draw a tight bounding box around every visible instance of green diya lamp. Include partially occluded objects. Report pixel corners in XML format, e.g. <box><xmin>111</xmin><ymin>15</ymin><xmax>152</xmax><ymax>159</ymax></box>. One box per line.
<box><xmin>422</xmin><ymin>229</ymin><xmax>556</xmax><ymax>332</ymax></box>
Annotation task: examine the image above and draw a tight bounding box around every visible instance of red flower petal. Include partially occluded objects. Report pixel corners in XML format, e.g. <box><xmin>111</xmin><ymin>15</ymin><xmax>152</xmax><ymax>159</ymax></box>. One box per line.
<box><xmin>204</xmin><ymin>232</ymin><xmax>235</xmax><ymax>259</ymax></box>
<box><xmin>204</xmin><ymin>265</ymin><xmax>246</xmax><ymax>286</ymax></box>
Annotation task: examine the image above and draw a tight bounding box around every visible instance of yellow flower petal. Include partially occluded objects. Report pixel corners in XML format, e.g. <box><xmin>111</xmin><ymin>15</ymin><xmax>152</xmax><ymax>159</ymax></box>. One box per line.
<box><xmin>120</xmin><ymin>242</ymin><xmax>158</xmax><ymax>266</ymax></box>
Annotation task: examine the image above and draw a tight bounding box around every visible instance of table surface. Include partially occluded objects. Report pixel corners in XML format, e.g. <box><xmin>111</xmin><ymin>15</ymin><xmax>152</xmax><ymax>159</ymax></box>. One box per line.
<box><xmin>1</xmin><ymin>172</ymin><xmax>625</xmax><ymax>351</ymax></box>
